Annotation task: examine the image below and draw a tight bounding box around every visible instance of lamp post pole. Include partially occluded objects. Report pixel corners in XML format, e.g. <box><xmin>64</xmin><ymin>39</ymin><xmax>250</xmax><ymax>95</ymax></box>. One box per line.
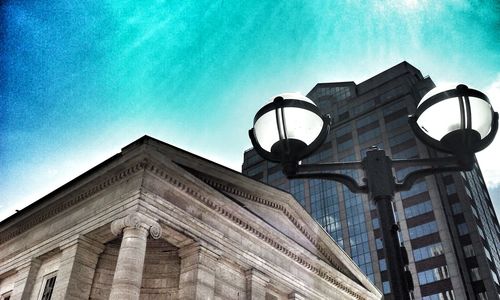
<box><xmin>363</xmin><ymin>148</ymin><xmax>410</xmax><ymax>300</ymax></box>
<box><xmin>375</xmin><ymin>194</ymin><xmax>409</xmax><ymax>299</ymax></box>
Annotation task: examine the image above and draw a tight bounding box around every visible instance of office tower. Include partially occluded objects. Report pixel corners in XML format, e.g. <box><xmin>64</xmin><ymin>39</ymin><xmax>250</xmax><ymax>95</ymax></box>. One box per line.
<box><xmin>243</xmin><ymin>62</ymin><xmax>500</xmax><ymax>299</ymax></box>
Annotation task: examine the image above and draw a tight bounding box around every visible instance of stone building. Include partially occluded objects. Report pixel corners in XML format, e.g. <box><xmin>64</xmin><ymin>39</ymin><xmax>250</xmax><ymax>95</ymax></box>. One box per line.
<box><xmin>0</xmin><ymin>136</ymin><xmax>381</xmax><ymax>300</ymax></box>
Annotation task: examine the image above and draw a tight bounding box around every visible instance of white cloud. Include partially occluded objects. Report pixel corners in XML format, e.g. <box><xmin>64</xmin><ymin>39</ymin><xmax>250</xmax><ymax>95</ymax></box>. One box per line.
<box><xmin>476</xmin><ymin>74</ymin><xmax>500</xmax><ymax>188</ymax></box>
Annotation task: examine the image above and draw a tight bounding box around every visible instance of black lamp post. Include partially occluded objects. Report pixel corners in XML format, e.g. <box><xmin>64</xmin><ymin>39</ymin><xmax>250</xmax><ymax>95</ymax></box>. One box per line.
<box><xmin>249</xmin><ymin>86</ymin><xmax>498</xmax><ymax>300</ymax></box>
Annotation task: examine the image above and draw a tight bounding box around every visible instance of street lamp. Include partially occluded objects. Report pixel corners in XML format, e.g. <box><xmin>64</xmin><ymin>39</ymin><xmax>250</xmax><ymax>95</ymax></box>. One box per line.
<box><xmin>249</xmin><ymin>85</ymin><xmax>498</xmax><ymax>300</ymax></box>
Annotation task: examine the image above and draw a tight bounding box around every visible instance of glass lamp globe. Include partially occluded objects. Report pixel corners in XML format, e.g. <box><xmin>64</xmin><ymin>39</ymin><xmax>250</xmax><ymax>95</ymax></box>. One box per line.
<box><xmin>249</xmin><ymin>92</ymin><xmax>330</xmax><ymax>163</ymax></box>
<box><xmin>409</xmin><ymin>84</ymin><xmax>498</xmax><ymax>155</ymax></box>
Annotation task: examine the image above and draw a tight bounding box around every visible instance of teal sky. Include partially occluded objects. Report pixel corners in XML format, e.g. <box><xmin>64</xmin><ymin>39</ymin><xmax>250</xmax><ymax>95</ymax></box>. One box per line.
<box><xmin>1</xmin><ymin>0</ymin><xmax>499</xmax><ymax>220</ymax></box>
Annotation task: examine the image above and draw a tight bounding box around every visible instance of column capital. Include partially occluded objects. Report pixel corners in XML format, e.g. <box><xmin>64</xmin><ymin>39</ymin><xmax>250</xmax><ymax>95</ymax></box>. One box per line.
<box><xmin>111</xmin><ymin>212</ymin><xmax>162</xmax><ymax>239</ymax></box>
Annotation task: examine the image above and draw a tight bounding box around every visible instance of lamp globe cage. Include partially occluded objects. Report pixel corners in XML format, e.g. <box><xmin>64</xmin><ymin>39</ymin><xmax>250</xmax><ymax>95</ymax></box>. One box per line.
<box><xmin>409</xmin><ymin>84</ymin><xmax>498</xmax><ymax>162</ymax></box>
<box><xmin>249</xmin><ymin>93</ymin><xmax>330</xmax><ymax>166</ymax></box>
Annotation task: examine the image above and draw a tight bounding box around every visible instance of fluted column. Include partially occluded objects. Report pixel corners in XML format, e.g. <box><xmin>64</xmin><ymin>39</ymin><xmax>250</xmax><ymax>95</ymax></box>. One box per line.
<box><xmin>109</xmin><ymin>213</ymin><xmax>162</xmax><ymax>300</ymax></box>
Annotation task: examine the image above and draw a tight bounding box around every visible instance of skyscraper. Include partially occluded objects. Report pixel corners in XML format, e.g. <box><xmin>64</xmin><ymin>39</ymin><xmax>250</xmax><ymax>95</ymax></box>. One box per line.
<box><xmin>242</xmin><ymin>62</ymin><xmax>500</xmax><ymax>300</ymax></box>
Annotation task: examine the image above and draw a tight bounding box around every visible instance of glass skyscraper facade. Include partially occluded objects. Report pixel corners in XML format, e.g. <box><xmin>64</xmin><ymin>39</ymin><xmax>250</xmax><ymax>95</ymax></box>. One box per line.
<box><xmin>242</xmin><ymin>62</ymin><xmax>500</xmax><ymax>300</ymax></box>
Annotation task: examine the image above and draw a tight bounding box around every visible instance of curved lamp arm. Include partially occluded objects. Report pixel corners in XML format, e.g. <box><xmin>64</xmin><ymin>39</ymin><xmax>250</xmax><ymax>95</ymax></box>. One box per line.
<box><xmin>288</xmin><ymin>172</ymin><xmax>368</xmax><ymax>194</ymax></box>
<box><xmin>285</xmin><ymin>161</ymin><xmax>368</xmax><ymax>194</ymax></box>
<box><xmin>395</xmin><ymin>166</ymin><xmax>468</xmax><ymax>192</ymax></box>
<box><xmin>394</xmin><ymin>156</ymin><xmax>473</xmax><ymax>192</ymax></box>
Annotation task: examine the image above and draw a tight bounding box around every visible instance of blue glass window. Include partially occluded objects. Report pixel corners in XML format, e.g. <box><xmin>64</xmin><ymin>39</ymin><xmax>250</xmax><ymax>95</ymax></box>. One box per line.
<box><xmin>413</xmin><ymin>243</ymin><xmax>444</xmax><ymax>261</ymax></box>
<box><xmin>392</xmin><ymin>146</ymin><xmax>418</xmax><ymax>159</ymax></box>
<box><xmin>379</xmin><ymin>258</ymin><xmax>387</xmax><ymax>271</ymax></box>
<box><xmin>422</xmin><ymin>290</ymin><xmax>455</xmax><ymax>300</ymax></box>
<box><xmin>404</xmin><ymin>200</ymin><xmax>433</xmax><ymax>218</ymax></box>
<box><xmin>358</xmin><ymin>127</ymin><xmax>381</xmax><ymax>144</ymax></box>
<box><xmin>309</xmin><ymin>180</ymin><xmax>342</xmax><ymax>243</ymax></box>
<box><xmin>388</xmin><ymin>130</ymin><xmax>414</xmax><ymax>146</ymax></box>
<box><xmin>383</xmin><ymin>101</ymin><xmax>407</xmax><ymax>116</ymax></box>
<box><xmin>357</xmin><ymin>113</ymin><xmax>379</xmax><ymax>128</ymax></box>
<box><xmin>338</xmin><ymin>140</ymin><xmax>353</xmax><ymax>152</ymax></box>
<box><xmin>400</xmin><ymin>180</ymin><xmax>428</xmax><ymax>199</ymax></box>
<box><xmin>457</xmin><ymin>223</ymin><xmax>469</xmax><ymax>236</ymax></box>
<box><xmin>268</xmin><ymin>170</ymin><xmax>282</xmax><ymax>182</ymax></box>
<box><xmin>382</xmin><ymin>281</ymin><xmax>391</xmax><ymax>294</ymax></box>
<box><xmin>385</xmin><ymin>115</ymin><xmax>408</xmax><ymax>131</ymax></box>
<box><xmin>408</xmin><ymin>221</ymin><xmax>438</xmax><ymax>239</ymax></box>
<box><xmin>446</xmin><ymin>183</ymin><xmax>457</xmax><ymax>195</ymax></box>
<box><xmin>451</xmin><ymin>203</ymin><xmax>462</xmax><ymax>215</ymax></box>
<box><xmin>290</xmin><ymin>180</ymin><xmax>306</xmax><ymax>207</ymax></box>
<box><xmin>418</xmin><ymin>266</ymin><xmax>450</xmax><ymax>285</ymax></box>
<box><xmin>335</xmin><ymin>124</ymin><xmax>352</xmax><ymax>137</ymax></box>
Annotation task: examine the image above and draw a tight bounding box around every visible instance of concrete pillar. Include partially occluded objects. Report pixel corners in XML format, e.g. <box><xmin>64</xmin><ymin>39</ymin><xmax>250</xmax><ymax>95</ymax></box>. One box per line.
<box><xmin>10</xmin><ymin>258</ymin><xmax>41</xmax><ymax>300</ymax></box>
<box><xmin>51</xmin><ymin>236</ymin><xmax>105</xmax><ymax>300</ymax></box>
<box><xmin>178</xmin><ymin>243</ymin><xmax>220</xmax><ymax>300</ymax></box>
<box><xmin>245</xmin><ymin>269</ymin><xmax>270</xmax><ymax>300</ymax></box>
<box><xmin>109</xmin><ymin>213</ymin><xmax>162</xmax><ymax>300</ymax></box>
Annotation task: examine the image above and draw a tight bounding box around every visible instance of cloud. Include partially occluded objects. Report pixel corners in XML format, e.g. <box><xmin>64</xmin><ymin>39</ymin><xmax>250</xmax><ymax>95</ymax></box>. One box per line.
<box><xmin>476</xmin><ymin>74</ymin><xmax>500</xmax><ymax>188</ymax></box>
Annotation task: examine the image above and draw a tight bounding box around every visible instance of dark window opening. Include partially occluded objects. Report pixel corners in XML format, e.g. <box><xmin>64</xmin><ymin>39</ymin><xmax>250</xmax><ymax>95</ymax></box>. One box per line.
<box><xmin>41</xmin><ymin>275</ymin><xmax>57</xmax><ymax>300</ymax></box>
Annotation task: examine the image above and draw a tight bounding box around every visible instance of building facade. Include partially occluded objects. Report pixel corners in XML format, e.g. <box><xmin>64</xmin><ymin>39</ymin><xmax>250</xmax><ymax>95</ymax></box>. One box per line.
<box><xmin>243</xmin><ymin>62</ymin><xmax>500</xmax><ymax>300</ymax></box>
<box><xmin>0</xmin><ymin>136</ymin><xmax>381</xmax><ymax>300</ymax></box>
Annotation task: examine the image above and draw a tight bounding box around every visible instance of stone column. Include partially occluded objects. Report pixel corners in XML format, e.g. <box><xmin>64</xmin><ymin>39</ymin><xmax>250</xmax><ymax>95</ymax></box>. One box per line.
<box><xmin>178</xmin><ymin>243</ymin><xmax>220</xmax><ymax>300</ymax></box>
<box><xmin>245</xmin><ymin>269</ymin><xmax>270</xmax><ymax>300</ymax></box>
<box><xmin>51</xmin><ymin>236</ymin><xmax>105</xmax><ymax>300</ymax></box>
<box><xmin>109</xmin><ymin>213</ymin><xmax>162</xmax><ymax>300</ymax></box>
<box><xmin>10</xmin><ymin>258</ymin><xmax>41</xmax><ymax>300</ymax></box>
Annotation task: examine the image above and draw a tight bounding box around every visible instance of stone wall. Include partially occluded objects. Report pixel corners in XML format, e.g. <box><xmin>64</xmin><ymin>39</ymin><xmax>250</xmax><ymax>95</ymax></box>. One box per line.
<box><xmin>89</xmin><ymin>240</ymin><xmax>118</xmax><ymax>300</ymax></box>
<box><xmin>140</xmin><ymin>239</ymin><xmax>179</xmax><ymax>300</ymax></box>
